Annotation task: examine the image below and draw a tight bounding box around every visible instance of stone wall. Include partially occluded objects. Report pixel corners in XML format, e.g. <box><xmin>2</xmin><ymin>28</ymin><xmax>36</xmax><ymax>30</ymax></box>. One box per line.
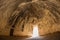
<box><xmin>0</xmin><ymin>0</ymin><xmax>60</xmax><ymax>36</ymax></box>
<box><xmin>0</xmin><ymin>0</ymin><xmax>31</xmax><ymax>36</ymax></box>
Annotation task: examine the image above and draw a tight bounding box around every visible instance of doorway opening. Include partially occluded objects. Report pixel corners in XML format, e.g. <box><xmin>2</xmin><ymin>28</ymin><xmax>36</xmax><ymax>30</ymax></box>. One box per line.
<box><xmin>32</xmin><ymin>25</ymin><xmax>39</xmax><ymax>37</ymax></box>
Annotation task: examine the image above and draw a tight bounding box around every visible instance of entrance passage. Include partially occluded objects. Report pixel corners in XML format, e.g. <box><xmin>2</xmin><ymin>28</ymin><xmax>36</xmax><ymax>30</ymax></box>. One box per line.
<box><xmin>32</xmin><ymin>25</ymin><xmax>39</xmax><ymax>37</ymax></box>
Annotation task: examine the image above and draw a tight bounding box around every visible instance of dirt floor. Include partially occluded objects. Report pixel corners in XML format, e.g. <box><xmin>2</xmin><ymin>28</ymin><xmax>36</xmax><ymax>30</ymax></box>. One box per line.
<box><xmin>0</xmin><ymin>32</ymin><xmax>60</xmax><ymax>40</ymax></box>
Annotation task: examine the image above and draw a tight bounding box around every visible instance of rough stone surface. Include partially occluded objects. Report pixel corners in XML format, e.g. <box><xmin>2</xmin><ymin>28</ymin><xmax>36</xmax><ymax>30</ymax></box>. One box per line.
<box><xmin>0</xmin><ymin>0</ymin><xmax>60</xmax><ymax>36</ymax></box>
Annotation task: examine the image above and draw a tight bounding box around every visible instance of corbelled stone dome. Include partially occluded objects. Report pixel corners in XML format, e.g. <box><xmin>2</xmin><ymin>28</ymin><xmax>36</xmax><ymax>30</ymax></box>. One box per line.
<box><xmin>0</xmin><ymin>0</ymin><xmax>60</xmax><ymax>36</ymax></box>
